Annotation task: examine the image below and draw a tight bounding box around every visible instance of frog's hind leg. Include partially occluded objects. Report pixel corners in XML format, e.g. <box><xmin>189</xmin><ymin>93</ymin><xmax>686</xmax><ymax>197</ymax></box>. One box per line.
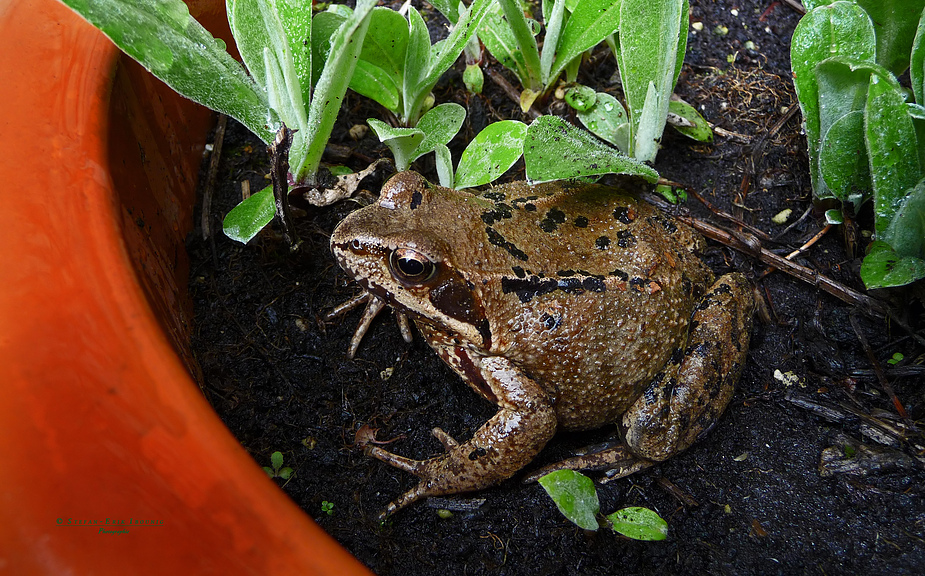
<box><xmin>525</xmin><ymin>274</ymin><xmax>754</xmax><ymax>484</ymax></box>
<box><xmin>621</xmin><ymin>272</ymin><xmax>754</xmax><ymax>462</ymax></box>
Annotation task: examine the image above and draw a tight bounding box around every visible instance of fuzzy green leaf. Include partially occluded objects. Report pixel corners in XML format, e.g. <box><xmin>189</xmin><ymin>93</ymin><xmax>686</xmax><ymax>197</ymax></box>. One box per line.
<box><xmin>480</xmin><ymin>3</ymin><xmax>533</xmax><ymax>86</ymax></box>
<box><xmin>819</xmin><ymin>109</ymin><xmax>870</xmax><ymax>211</ymax></box>
<box><xmin>913</xmin><ymin>9</ymin><xmax>925</xmax><ymax>106</ymax></box>
<box><xmin>577</xmin><ymin>92</ymin><xmax>629</xmax><ymax>152</ymax></box>
<box><xmin>882</xmin><ymin>180</ymin><xmax>925</xmax><ymax>259</ymax></box>
<box><xmin>524</xmin><ymin>116</ymin><xmax>658</xmax><ymax>184</ymax></box>
<box><xmin>619</xmin><ymin>0</ymin><xmax>685</xmax><ymax>162</ymax></box>
<box><xmin>61</xmin><ymin>0</ymin><xmax>273</xmax><ymax>143</ymax></box>
<box><xmin>455</xmin><ymin>120</ymin><xmax>528</xmax><ymax>189</ymax></box>
<box><xmin>223</xmin><ymin>185</ymin><xmax>275</xmax><ymax>244</ymax></box>
<box><xmin>856</xmin><ymin>0</ymin><xmax>925</xmax><ymax>75</ymax></box>
<box><xmin>368</xmin><ymin>118</ymin><xmax>424</xmax><ymax>172</ymax></box>
<box><xmin>549</xmin><ymin>0</ymin><xmax>623</xmax><ymax>84</ymax></box>
<box><xmin>564</xmin><ymin>85</ymin><xmax>598</xmax><ymax>112</ymax></box>
<box><xmin>861</xmin><ymin>241</ymin><xmax>925</xmax><ymax>289</ymax></box>
<box><xmin>538</xmin><ymin>470</ymin><xmax>600</xmax><ymax>531</ymax></box>
<box><xmin>412</xmin><ymin>103</ymin><xmax>467</xmax><ymax>161</ymax></box>
<box><xmin>350</xmin><ymin>7</ymin><xmax>409</xmax><ymax>112</ymax></box>
<box><xmin>606</xmin><ymin>507</ymin><xmax>668</xmax><ymax>541</ymax></box>
<box><xmin>270</xmin><ymin>451</ymin><xmax>284</xmax><ymax>470</ymax></box>
<box><xmin>295</xmin><ymin>0</ymin><xmax>376</xmax><ymax>182</ymax></box>
<box><xmin>493</xmin><ymin>0</ymin><xmax>542</xmax><ymax>91</ymax></box>
<box><xmin>667</xmin><ymin>98</ymin><xmax>712</xmax><ymax>143</ymax></box>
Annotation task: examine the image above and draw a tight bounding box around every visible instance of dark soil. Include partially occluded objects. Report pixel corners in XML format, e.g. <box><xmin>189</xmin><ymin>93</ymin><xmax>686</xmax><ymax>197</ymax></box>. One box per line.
<box><xmin>187</xmin><ymin>1</ymin><xmax>925</xmax><ymax>574</ymax></box>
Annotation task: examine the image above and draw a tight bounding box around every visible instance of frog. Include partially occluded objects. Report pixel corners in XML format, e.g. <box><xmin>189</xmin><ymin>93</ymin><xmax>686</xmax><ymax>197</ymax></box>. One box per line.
<box><xmin>330</xmin><ymin>171</ymin><xmax>754</xmax><ymax>517</ymax></box>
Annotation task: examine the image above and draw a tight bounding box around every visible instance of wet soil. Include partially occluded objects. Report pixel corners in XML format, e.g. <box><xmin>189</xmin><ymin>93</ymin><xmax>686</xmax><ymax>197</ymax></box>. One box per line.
<box><xmin>187</xmin><ymin>1</ymin><xmax>925</xmax><ymax>574</ymax></box>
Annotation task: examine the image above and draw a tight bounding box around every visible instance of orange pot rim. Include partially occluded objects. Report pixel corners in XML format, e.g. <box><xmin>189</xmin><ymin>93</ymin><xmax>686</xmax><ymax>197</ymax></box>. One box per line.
<box><xmin>0</xmin><ymin>0</ymin><xmax>370</xmax><ymax>573</ymax></box>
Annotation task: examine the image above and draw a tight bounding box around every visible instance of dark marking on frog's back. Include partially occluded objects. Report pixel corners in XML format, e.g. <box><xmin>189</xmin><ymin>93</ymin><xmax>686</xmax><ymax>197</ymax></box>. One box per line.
<box><xmin>410</xmin><ymin>190</ymin><xmax>423</xmax><ymax>210</ymax></box>
<box><xmin>610</xmin><ymin>268</ymin><xmax>629</xmax><ymax>281</ymax></box>
<box><xmin>501</xmin><ymin>273</ymin><xmax>606</xmax><ymax>303</ymax></box>
<box><xmin>481</xmin><ymin>203</ymin><xmax>513</xmax><ymax>225</ymax></box>
<box><xmin>539</xmin><ymin>208</ymin><xmax>567</xmax><ymax>233</ymax></box>
<box><xmin>574</xmin><ymin>216</ymin><xmax>589</xmax><ymax>228</ymax></box>
<box><xmin>511</xmin><ymin>265</ymin><xmax>526</xmax><ymax>278</ymax></box>
<box><xmin>540</xmin><ymin>312</ymin><xmax>562</xmax><ymax>330</ymax></box>
<box><xmin>485</xmin><ymin>227</ymin><xmax>528</xmax><ymax>261</ymax></box>
<box><xmin>595</xmin><ymin>236</ymin><xmax>610</xmax><ymax>250</ymax></box>
<box><xmin>483</xmin><ymin>191</ymin><xmax>507</xmax><ymax>202</ymax></box>
<box><xmin>649</xmin><ymin>215</ymin><xmax>678</xmax><ymax>234</ymax></box>
<box><xmin>617</xmin><ymin>230</ymin><xmax>637</xmax><ymax>248</ymax></box>
<box><xmin>613</xmin><ymin>206</ymin><xmax>636</xmax><ymax>224</ymax></box>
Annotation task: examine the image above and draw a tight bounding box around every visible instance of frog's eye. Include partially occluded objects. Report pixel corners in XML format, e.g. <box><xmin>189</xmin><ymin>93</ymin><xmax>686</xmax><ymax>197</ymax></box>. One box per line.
<box><xmin>389</xmin><ymin>248</ymin><xmax>436</xmax><ymax>284</ymax></box>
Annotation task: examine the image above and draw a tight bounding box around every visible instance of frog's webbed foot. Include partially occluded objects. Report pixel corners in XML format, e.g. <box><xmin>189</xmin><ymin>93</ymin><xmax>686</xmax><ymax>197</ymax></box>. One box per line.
<box><xmin>364</xmin><ymin>427</ymin><xmax>465</xmax><ymax>518</ymax></box>
<box><xmin>523</xmin><ymin>442</ymin><xmax>654</xmax><ymax>484</ymax></box>
<box><xmin>326</xmin><ymin>291</ymin><xmax>412</xmax><ymax>358</ymax></box>
<box><xmin>365</xmin><ymin>356</ymin><xmax>557</xmax><ymax>518</ymax></box>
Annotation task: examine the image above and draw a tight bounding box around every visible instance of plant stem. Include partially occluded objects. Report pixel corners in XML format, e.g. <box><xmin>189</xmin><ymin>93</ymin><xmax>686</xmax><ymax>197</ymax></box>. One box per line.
<box><xmin>270</xmin><ymin>125</ymin><xmax>301</xmax><ymax>250</ymax></box>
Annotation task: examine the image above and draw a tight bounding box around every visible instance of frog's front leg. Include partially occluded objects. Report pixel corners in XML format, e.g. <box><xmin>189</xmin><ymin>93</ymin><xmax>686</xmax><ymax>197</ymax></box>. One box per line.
<box><xmin>366</xmin><ymin>355</ymin><xmax>556</xmax><ymax>517</ymax></box>
<box><xmin>622</xmin><ymin>272</ymin><xmax>754</xmax><ymax>462</ymax></box>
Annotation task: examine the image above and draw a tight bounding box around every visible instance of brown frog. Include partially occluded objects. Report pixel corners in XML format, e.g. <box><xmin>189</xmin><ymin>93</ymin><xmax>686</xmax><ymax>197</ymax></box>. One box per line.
<box><xmin>331</xmin><ymin>171</ymin><xmax>754</xmax><ymax>516</ymax></box>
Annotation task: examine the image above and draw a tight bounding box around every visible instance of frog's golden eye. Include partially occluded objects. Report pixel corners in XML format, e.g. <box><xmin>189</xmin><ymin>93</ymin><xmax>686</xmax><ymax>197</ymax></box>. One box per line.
<box><xmin>389</xmin><ymin>248</ymin><xmax>436</xmax><ymax>284</ymax></box>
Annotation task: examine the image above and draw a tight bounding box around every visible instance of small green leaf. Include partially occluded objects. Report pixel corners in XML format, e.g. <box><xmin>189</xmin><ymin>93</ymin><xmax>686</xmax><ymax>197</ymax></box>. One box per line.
<box><xmin>368</xmin><ymin>118</ymin><xmax>425</xmax><ymax>172</ymax></box>
<box><xmin>825</xmin><ymin>209</ymin><xmax>845</xmax><ymax>225</ymax></box>
<box><xmin>262</xmin><ymin>466</ymin><xmax>274</xmax><ymax>476</ymax></box>
<box><xmin>538</xmin><ymin>470</ymin><xmax>600</xmax><ymax>531</ymax></box>
<box><xmin>606</xmin><ymin>507</ymin><xmax>668</xmax><ymax>541</ymax></box>
<box><xmin>455</xmin><ymin>120</ymin><xmax>528</xmax><ymax>189</ymax></box>
<box><xmin>464</xmin><ymin>63</ymin><xmax>485</xmax><ymax>94</ymax></box>
<box><xmin>279</xmin><ymin>467</ymin><xmax>294</xmax><ymax>480</ymax></box>
<box><xmin>524</xmin><ymin>116</ymin><xmax>658</xmax><ymax>184</ymax></box>
<box><xmin>577</xmin><ymin>92</ymin><xmax>629</xmax><ymax>152</ymax></box>
<box><xmin>223</xmin><ymin>185</ymin><xmax>275</xmax><ymax>244</ymax></box>
<box><xmin>271</xmin><ymin>451</ymin><xmax>284</xmax><ymax>470</ymax></box>
<box><xmin>861</xmin><ymin>241</ymin><xmax>925</xmax><ymax>289</ymax></box>
<box><xmin>412</xmin><ymin>103</ymin><xmax>467</xmax><ymax>161</ymax></box>
<box><xmin>435</xmin><ymin>144</ymin><xmax>454</xmax><ymax>188</ymax></box>
<box><xmin>882</xmin><ymin>180</ymin><xmax>925</xmax><ymax>259</ymax></box>
<box><xmin>667</xmin><ymin>99</ymin><xmax>713</xmax><ymax>143</ymax></box>
<box><xmin>819</xmin><ymin>109</ymin><xmax>870</xmax><ymax>211</ymax></box>
<box><xmin>564</xmin><ymin>85</ymin><xmax>598</xmax><ymax>112</ymax></box>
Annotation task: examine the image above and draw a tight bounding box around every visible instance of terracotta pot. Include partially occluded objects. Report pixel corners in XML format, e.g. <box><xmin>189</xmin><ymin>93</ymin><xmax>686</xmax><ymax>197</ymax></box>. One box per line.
<box><xmin>0</xmin><ymin>0</ymin><xmax>370</xmax><ymax>573</ymax></box>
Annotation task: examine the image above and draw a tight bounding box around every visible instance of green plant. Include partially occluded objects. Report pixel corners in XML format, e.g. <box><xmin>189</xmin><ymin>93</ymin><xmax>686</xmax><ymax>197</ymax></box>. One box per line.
<box><xmin>479</xmin><ymin>0</ymin><xmax>620</xmax><ymax>110</ymax></box>
<box><xmin>367</xmin><ymin>113</ymin><xmax>658</xmax><ymax>190</ymax></box>
<box><xmin>321</xmin><ymin>500</ymin><xmax>334</xmax><ymax>515</ymax></box>
<box><xmin>61</xmin><ymin>0</ymin><xmax>378</xmax><ymax>245</ymax></box>
<box><xmin>589</xmin><ymin>0</ymin><xmax>711</xmax><ymax>162</ymax></box>
<box><xmin>792</xmin><ymin>0</ymin><xmax>925</xmax><ymax>288</ymax></box>
<box><xmin>887</xmin><ymin>352</ymin><xmax>904</xmax><ymax>365</ymax></box>
<box><xmin>318</xmin><ymin>0</ymin><xmax>493</xmax><ymax>127</ymax></box>
<box><xmin>263</xmin><ymin>450</ymin><xmax>294</xmax><ymax>480</ymax></box>
<box><xmin>538</xmin><ymin>470</ymin><xmax>668</xmax><ymax>540</ymax></box>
